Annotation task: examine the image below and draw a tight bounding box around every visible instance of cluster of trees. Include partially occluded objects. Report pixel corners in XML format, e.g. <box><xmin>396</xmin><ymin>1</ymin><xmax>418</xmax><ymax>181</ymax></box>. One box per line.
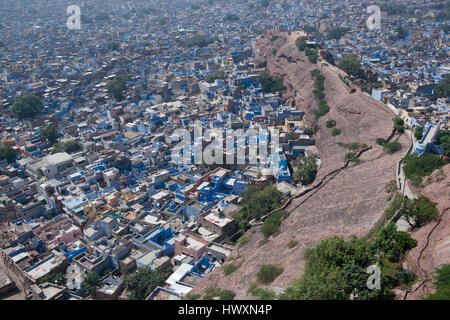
<box><xmin>124</xmin><ymin>267</ymin><xmax>170</xmax><ymax>300</ymax></box>
<box><xmin>51</xmin><ymin>140</ymin><xmax>82</xmax><ymax>154</ymax></box>
<box><xmin>305</xmin><ymin>48</ymin><xmax>319</xmax><ymax>64</ymax></box>
<box><xmin>338</xmin><ymin>55</ymin><xmax>364</xmax><ymax>79</ymax></box>
<box><xmin>326</xmin><ymin>119</ymin><xmax>336</xmax><ymax>128</ymax></box>
<box><xmin>11</xmin><ymin>93</ymin><xmax>43</xmax><ymax>120</ymax></box>
<box><xmin>40</xmin><ymin>124</ymin><xmax>59</xmax><ymax>144</ymax></box>
<box><xmin>437</xmin><ymin>128</ymin><xmax>450</xmax><ymax>157</ymax></box>
<box><xmin>107</xmin><ymin>75</ymin><xmax>131</xmax><ymax>101</ymax></box>
<box><xmin>261</xmin><ymin>210</ymin><xmax>285</xmax><ymax>238</ymax></box>
<box><xmin>325</xmin><ymin>27</ymin><xmax>350</xmax><ymax>40</ymax></box>
<box><xmin>281</xmin><ymin>221</ymin><xmax>418</xmax><ymax>300</ymax></box>
<box><xmin>258</xmin><ymin>70</ymin><xmax>285</xmax><ymax>94</ymax></box>
<box><xmin>0</xmin><ymin>146</ymin><xmax>16</xmax><ymax>163</ymax></box>
<box><xmin>310</xmin><ymin>69</ymin><xmax>330</xmax><ymax>119</ymax></box>
<box><xmin>403</xmin><ymin>153</ymin><xmax>447</xmax><ymax>186</ymax></box>
<box><xmin>232</xmin><ymin>186</ymin><xmax>283</xmax><ymax>234</ymax></box>
<box><xmin>393</xmin><ymin>117</ymin><xmax>405</xmax><ymax>133</ymax></box>
<box><xmin>434</xmin><ymin>74</ymin><xmax>450</xmax><ymax>99</ymax></box>
<box><xmin>383</xmin><ymin>142</ymin><xmax>402</xmax><ymax>154</ymax></box>
<box><xmin>205</xmin><ymin>70</ymin><xmax>226</xmax><ymax>83</ymax></box>
<box><xmin>185</xmin><ymin>34</ymin><xmax>217</xmax><ymax>48</ymax></box>
<box><xmin>399</xmin><ymin>196</ymin><xmax>439</xmax><ymax>229</ymax></box>
<box><xmin>293</xmin><ymin>154</ymin><xmax>319</xmax><ymax>186</ymax></box>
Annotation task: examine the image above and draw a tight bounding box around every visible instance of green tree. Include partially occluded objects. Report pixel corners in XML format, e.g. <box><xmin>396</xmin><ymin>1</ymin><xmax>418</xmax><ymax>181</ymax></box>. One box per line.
<box><xmin>11</xmin><ymin>94</ymin><xmax>43</xmax><ymax>120</ymax></box>
<box><xmin>434</xmin><ymin>74</ymin><xmax>450</xmax><ymax>98</ymax></box>
<box><xmin>81</xmin><ymin>272</ymin><xmax>100</xmax><ymax>297</ymax></box>
<box><xmin>258</xmin><ymin>70</ymin><xmax>285</xmax><ymax>93</ymax></box>
<box><xmin>403</xmin><ymin>153</ymin><xmax>447</xmax><ymax>184</ymax></box>
<box><xmin>338</xmin><ymin>55</ymin><xmax>364</xmax><ymax>79</ymax></box>
<box><xmin>295</xmin><ymin>37</ymin><xmax>307</xmax><ymax>51</ymax></box>
<box><xmin>125</xmin><ymin>267</ymin><xmax>169</xmax><ymax>300</ymax></box>
<box><xmin>281</xmin><ymin>236</ymin><xmax>382</xmax><ymax>300</ymax></box>
<box><xmin>293</xmin><ymin>155</ymin><xmax>318</xmax><ymax>185</ymax></box>
<box><xmin>437</xmin><ymin>128</ymin><xmax>450</xmax><ymax>157</ymax></box>
<box><xmin>326</xmin><ymin>119</ymin><xmax>336</xmax><ymax>128</ymax></box>
<box><xmin>51</xmin><ymin>140</ymin><xmax>82</xmax><ymax>154</ymax></box>
<box><xmin>107</xmin><ymin>75</ymin><xmax>130</xmax><ymax>101</ymax></box>
<box><xmin>0</xmin><ymin>146</ymin><xmax>16</xmax><ymax>163</ymax></box>
<box><xmin>40</xmin><ymin>124</ymin><xmax>59</xmax><ymax>144</ymax></box>
<box><xmin>414</xmin><ymin>126</ymin><xmax>424</xmax><ymax>140</ymax></box>
<box><xmin>372</xmin><ymin>222</ymin><xmax>417</xmax><ymax>262</ymax></box>
<box><xmin>426</xmin><ymin>264</ymin><xmax>450</xmax><ymax>300</ymax></box>
<box><xmin>393</xmin><ymin>117</ymin><xmax>405</xmax><ymax>133</ymax></box>
<box><xmin>400</xmin><ymin>196</ymin><xmax>439</xmax><ymax>229</ymax></box>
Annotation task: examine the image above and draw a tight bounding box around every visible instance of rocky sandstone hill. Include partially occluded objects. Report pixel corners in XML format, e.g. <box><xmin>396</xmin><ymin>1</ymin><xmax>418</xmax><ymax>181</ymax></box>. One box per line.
<box><xmin>191</xmin><ymin>31</ymin><xmax>409</xmax><ymax>299</ymax></box>
<box><xmin>403</xmin><ymin>164</ymin><xmax>450</xmax><ymax>300</ymax></box>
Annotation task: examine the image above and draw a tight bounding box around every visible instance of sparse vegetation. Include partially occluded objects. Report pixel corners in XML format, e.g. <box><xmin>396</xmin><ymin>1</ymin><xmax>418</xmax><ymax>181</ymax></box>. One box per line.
<box><xmin>261</xmin><ymin>210</ymin><xmax>285</xmax><ymax>238</ymax></box>
<box><xmin>257</xmin><ymin>264</ymin><xmax>284</xmax><ymax>284</ymax></box>
<box><xmin>287</xmin><ymin>239</ymin><xmax>299</xmax><ymax>249</ymax></box>
<box><xmin>383</xmin><ymin>142</ymin><xmax>402</xmax><ymax>154</ymax></box>
<box><xmin>0</xmin><ymin>146</ymin><xmax>16</xmax><ymax>163</ymax></box>
<box><xmin>338</xmin><ymin>55</ymin><xmax>364</xmax><ymax>79</ymax></box>
<box><xmin>331</xmin><ymin>128</ymin><xmax>342</xmax><ymax>136</ymax></box>
<box><xmin>124</xmin><ymin>267</ymin><xmax>170</xmax><ymax>300</ymax></box>
<box><xmin>232</xmin><ymin>186</ymin><xmax>283</xmax><ymax>234</ymax></box>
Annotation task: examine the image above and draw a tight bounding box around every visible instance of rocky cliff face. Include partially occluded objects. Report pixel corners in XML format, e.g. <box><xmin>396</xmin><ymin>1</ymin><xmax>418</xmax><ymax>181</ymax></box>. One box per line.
<box><xmin>403</xmin><ymin>164</ymin><xmax>450</xmax><ymax>300</ymax></box>
<box><xmin>191</xmin><ymin>31</ymin><xmax>409</xmax><ymax>299</ymax></box>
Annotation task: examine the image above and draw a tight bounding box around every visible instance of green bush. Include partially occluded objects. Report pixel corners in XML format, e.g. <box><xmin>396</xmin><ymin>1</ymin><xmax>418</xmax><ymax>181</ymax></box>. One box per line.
<box><xmin>326</xmin><ymin>119</ymin><xmax>336</xmax><ymax>128</ymax></box>
<box><xmin>376</xmin><ymin>138</ymin><xmax>386</xmax><ymax>145</ymax></box>
<box><xmin>224</xmin><ymin>263</ymin><xmax>241</xmax><ymax>275</ymax></box>
<box><xmin>426</xmin><ymin>264</ymin><xmax>450</xmax><ymax>300</ymax></box>
<box><xmin>331</xmin><ymin>128</ymin><xmax>341</xmax><ymax>136</ymax></box>
<box><xmin>403</xmin><ymin>153</ymin><xmax>447</xmax><ymax>184</ymax></box>
<box><xmin>383</xmin><ymin>142</ymin><xmax>402</xmax><ymax>154</ymax></box>
<box><xmin>11</xmin><ymin>93</ymin><xmax>43</xmax><ymax>120</ymax></box>
<box><xmin>0</xmin><ymin>146</ymin><xmax>16</xmax><ymax>163</ymax></box>
<box><xmin>257</xmin><ymin>264</ymin><xmax>284</xmax><ymax>284</ymax></box>
<box><xmin>261</xmin><ymin>211</ymin><xmax>285</xmax><ymax>238</ymax></box>
<box><xmin>252</xmin><ymin>288</ymin><xmax>276</xmax><ymax>300</ymax></box>
<box><xmin>287</xmin><ymin>239</ymin><xmax>299</xmax><ymax>249</ymax></box>
<box><xmin>237</xmin><ymin>235</ymin><xmax>249</xmax><ymax>245</ymax></box>
<box><xmin>219</xmin><ymin>290</ymin><xmax>236</xmax><ymax>300</ymax></box>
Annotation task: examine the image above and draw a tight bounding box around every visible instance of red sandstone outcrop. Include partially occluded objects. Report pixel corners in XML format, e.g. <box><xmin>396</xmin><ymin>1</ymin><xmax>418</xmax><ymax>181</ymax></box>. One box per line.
<box><xmin>404</xmin><ymin>164</ymin><xmax>450</xmax><ymax>300</ymax></box>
